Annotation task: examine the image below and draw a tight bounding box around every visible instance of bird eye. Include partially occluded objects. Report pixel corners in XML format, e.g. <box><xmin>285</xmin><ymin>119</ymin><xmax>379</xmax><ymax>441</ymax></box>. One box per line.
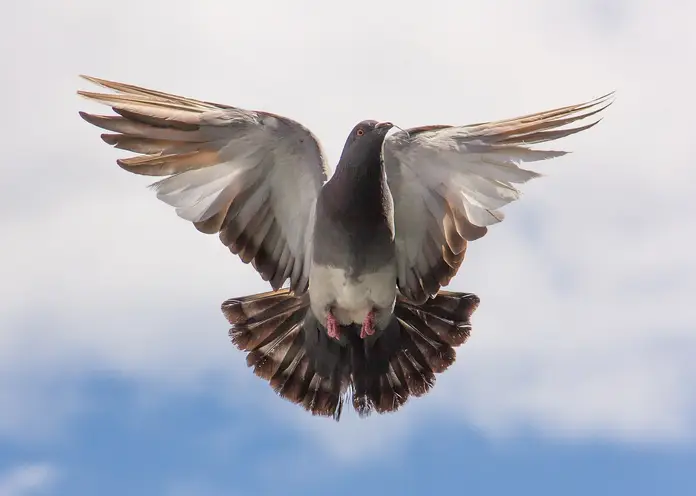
<box><xmin>356</xmin><ymin>128</ymin><xmax>364</xmax><ymax>136</ymax></box>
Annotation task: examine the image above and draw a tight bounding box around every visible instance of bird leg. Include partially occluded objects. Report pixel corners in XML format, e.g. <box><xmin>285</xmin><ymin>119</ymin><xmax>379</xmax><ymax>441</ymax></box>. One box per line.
<box><xmin>326</xmin><ymin>311</ymin><xmax>341</xmax><ymax>340</ymax></box>
<box><xmin>360</xmin><ymin>310</ymin><xmax>376</xmax><ymax>339</ymax></box>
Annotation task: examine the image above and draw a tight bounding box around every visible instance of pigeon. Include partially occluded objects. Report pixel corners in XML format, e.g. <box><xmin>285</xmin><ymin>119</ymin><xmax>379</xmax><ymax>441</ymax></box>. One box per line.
<box><xmin>77</xmin><ymin>75</ymin><xmax>613</xmax><ymax>420</ymax></box>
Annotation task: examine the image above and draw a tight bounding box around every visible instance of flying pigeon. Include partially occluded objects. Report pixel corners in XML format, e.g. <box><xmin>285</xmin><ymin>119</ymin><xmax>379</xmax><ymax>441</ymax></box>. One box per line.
<box><xmin>77</xmin><ymin>75</ymin><xmax>613</xmax><ymax>420</ymax></box>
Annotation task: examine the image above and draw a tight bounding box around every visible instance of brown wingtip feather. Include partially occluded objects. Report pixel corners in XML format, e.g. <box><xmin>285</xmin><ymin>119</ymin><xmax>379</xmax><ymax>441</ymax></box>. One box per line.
<box><xmin>114</xmin><ymin>149</ymin><xmax>221</xmax><ymax>177</ymax></box>
<box><xmin>78</xmin><ymin>110</ymin><xmax>99</xmax><ymax>124</ymax></box>
<box><xmin>78</xmin><ymin>74</ymin><xmax>227</xmax><ymax>111</ymax></box>
<box><xmin>78</xmin><ymin>73</ymin><xmax>144</xmax><ymax>94</ymax></box>
<box><xmin>459</xmin><ymin>90</ymin><xmax>614</xmax><ymax>147</ymax></box>
<box><xmin>79</xmin><ymin>74</ymin><xmax>106</xmax><ymax>86</ymax></box>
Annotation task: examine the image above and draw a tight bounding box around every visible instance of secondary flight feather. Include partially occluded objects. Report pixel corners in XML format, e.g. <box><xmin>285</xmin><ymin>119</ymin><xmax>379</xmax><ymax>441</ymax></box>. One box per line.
<box><xmin>78</xmin><ymin>75</ymin><xmax>613</xmax><ymax>419</ymax></box>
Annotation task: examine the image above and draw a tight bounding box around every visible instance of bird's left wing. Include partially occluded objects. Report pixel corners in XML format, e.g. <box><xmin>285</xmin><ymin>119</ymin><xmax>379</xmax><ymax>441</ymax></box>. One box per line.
<box><xmin>78</xmin><ymin>75</ymin><xmax>329</xmax><ymax>293</ymax></box>
<box><xmin>383</xmin><ymin>92</ymin><xmax>614</xmax><ymax>304</ymax></box>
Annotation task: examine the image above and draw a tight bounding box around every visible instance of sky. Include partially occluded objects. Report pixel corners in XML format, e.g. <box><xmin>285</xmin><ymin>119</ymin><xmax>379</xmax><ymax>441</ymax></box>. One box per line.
<box><xmin>2</xmin><ymin>0</ymin><xmax>695</xmax><ymax>494</ymax></box>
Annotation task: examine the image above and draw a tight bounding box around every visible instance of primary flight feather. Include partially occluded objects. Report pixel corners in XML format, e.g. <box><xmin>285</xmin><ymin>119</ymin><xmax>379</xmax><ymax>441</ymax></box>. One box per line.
<box><xmin>78</xmin><ymin>75</ymin><xmax>613</xmax><ymax>419</ymax></box>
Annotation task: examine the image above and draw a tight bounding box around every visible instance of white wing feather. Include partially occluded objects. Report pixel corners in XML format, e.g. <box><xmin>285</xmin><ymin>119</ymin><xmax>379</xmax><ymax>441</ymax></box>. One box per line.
<box><xmin>78</xmin><ymin>75</ymin><xmax>328</xmax><ymax>293</ymax></box>
<box><xmin>384</xmin><ymin>93</ymin><xmax>614</xmax><ymax>303</ymax></box>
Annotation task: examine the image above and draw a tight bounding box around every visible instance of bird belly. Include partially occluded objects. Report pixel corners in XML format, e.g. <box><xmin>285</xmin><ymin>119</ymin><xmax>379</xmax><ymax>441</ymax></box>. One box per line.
<box><xmin>309</xmin><ymin>264</ymin><xmax>397</xmax><ymax>326</ymax></box>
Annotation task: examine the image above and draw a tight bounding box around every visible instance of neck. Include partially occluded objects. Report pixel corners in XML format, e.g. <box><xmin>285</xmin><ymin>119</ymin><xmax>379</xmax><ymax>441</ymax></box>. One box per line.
<box><xmin>322</xmin><ymin>142</ymin><xmax>388</xmax><ymax>220</ymax></box>
<box><xmin>334</xmin><ymin>151</ymin><xmax>384</xmax><ymax>184</ymax></box>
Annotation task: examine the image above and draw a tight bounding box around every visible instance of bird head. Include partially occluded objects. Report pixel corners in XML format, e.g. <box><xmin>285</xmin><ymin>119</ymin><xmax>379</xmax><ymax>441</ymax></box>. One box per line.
<box><xmin>339</xmin><ymin>120</ymin><xmax>394</xmax><ymax>162</ymax></box>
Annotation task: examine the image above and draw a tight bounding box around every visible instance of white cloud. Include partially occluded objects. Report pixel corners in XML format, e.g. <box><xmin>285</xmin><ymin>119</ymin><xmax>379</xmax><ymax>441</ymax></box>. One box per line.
<box><xmin>1</xmin><ymin>0</ymin><xmax>695</xmax><ymax>456</ymax></box>
<box><xmin>0</xmin><ymin>464</ymin><xmax>57</xmax><ymax>496</ymax></box>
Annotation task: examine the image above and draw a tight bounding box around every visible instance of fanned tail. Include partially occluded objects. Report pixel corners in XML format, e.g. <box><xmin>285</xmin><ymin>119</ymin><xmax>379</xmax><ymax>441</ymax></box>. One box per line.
<box><xmin>222</xmin><ymin>289</ymin><xmax>479</xmax><ymax>420</ymax></box>
<box><xmin>349</xmin><ymin>291</ymin><xmax>480</xmax><ymax>416</ymax></box>
<box><xmin>222</xmin><ymin>289</ymin><xmax>347</xmax><ymax>420</ymax></box>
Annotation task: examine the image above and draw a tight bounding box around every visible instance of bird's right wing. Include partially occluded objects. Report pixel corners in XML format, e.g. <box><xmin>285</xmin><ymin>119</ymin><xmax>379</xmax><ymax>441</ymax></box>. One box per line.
<box><xmin>78</xmin><ymin>75</ymin><xmax>330</xmax><ymax>293</ymax></box>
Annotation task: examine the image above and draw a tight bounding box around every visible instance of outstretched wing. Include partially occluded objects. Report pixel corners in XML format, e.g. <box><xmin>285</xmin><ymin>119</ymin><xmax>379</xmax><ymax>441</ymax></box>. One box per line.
<box><xmin>383</xmin><ymin>92</ymin><xmax>614</xmax><ymax>303</ymax></box>
<box><xmin>78</xmin><ymin>75</ymin><xmax>329</xmax><ymax>293</ymax></box>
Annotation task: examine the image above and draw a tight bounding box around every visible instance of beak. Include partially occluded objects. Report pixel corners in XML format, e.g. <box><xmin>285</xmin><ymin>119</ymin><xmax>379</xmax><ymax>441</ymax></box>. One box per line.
<box><xmin>375</xmin><ymin>121</ymin><xmax>394</xmax><ymax>130</ymax></box>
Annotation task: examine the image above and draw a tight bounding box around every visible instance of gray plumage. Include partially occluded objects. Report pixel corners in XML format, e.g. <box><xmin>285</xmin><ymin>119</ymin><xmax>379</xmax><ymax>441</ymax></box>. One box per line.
<box><xmin>77</xmin><ymin>75</ymin><xmax>613</xmax><ymax>419</ymax></box>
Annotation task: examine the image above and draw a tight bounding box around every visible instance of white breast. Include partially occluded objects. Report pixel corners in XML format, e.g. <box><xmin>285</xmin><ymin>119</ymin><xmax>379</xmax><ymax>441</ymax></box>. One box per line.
<box><xmin>308</xmin><ymin>264</ymin><xmax>397</xmax><ymax>325</ymax></box>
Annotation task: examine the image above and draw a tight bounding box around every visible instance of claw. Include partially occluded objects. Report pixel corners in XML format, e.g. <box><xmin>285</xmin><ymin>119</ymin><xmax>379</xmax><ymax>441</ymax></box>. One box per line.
<box><xmin>360</xmin><ymin>311</ymin><xmax>376</xmax><ymax>339</ymax></box>
<box><xmin>326</xmin><ymin>311</ymin><xmax>341</xmax><ymax>340</ymax></box>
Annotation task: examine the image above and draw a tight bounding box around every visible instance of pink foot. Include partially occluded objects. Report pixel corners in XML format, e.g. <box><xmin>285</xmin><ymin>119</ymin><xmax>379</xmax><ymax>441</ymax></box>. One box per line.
<box><xmin>360</xmin><ymin>311</ymin><xmax>376</xmax><ymax>339</ymax></box>
<box><xmin>326</xmin><ymin>311</ymin><xmax>341</xmax><ymax>340</ymax></box>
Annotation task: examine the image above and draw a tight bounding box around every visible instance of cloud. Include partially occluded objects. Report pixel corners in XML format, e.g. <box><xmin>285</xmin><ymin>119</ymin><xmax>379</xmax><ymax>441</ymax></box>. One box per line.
<box><xmin>0</xmin><ymin>464</ymin><xmax>57</xmax><ymax>496</ymax></box>
<box><xmin>1</xmin><ymin>0</ymin><xmax>694</xmax><ymax>457</ymax></box>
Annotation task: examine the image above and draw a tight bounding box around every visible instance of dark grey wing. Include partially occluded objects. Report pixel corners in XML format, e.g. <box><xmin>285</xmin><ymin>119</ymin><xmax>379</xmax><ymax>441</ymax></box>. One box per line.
<box><xmin>78</xmin><ymin>75</ymin><xmax>329</xmax><ymax>293</ymax></box>
<box><xmin>383</xmin><ymin>92</ymin><xmax>614</xmax><ymax>303</ymax></box>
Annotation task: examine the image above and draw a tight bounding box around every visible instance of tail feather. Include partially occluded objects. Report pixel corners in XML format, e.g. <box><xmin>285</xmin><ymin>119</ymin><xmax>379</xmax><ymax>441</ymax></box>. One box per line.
<box><xmin>246</xmin><ymin>310</ymin><xmax>305</xmax><ymax>380</ymax></box>
<box><xmin>270</xmin><ymin>347</ymin><xmax>310</xmax><ymax>401</ymax></box>
<box><xmin>398</xmin><ymin>350</ymin><xmax>435</xmax><ymax>398</ymax></box>
<box><xmin>228</xmin><ymin>306</ymin><xmax>300</xmax><ymax>352</ymax></box>
<box><xmin>222</xmin><ymin>289</ymin><xmax>346</xmax><ymax>419</ymax></box>
<box><xmin>221</xmin><ymin>289</ymin><xmax>480</xmax><ymax>420</ymax></box>
<box><xmin>397</xmin><ymin>291</ymin><xmax>478</xmax><ymax>346</ymax></box>
<box><xmin>397</xmin><ymin>315</ymin><xmax>456</xmax><ymax>373</ymax></box>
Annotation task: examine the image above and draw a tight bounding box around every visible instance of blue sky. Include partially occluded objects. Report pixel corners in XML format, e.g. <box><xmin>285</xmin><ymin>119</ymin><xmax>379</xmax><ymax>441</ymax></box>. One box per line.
<box><xmin>1</xmin><ymin>378</ymin><xmax>694</xmax><ymax>495</ymax></box>
<box><xmin>2</xmin><ymin>0</ymin><xmax>695</xmax><ymax>495</ymax></box>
